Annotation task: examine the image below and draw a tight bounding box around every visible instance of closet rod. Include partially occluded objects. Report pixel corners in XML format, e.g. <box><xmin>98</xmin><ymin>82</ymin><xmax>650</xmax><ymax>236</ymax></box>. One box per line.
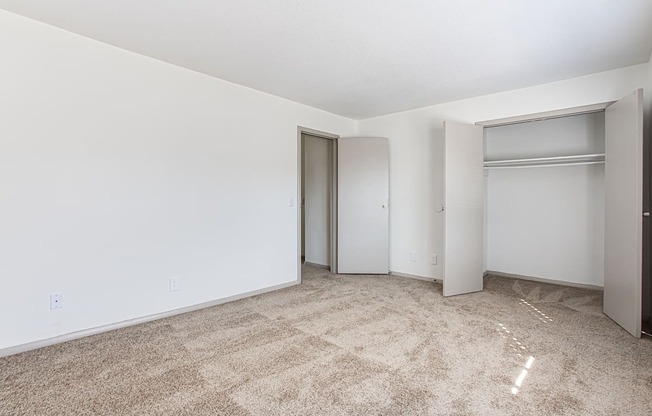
<box><xmin>484</xmin><ymin>161</ymin><xmax>605</xmax><ymax>170</ymax></box>
<box><xmin>483</xmin><ymin>153</ymin><xmax>605</xmax><ymax>166</ymax></box>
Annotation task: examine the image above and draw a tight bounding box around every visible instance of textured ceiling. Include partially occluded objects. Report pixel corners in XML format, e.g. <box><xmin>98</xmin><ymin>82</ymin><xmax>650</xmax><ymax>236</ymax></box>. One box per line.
<box><xmin>1</xmin><ymin>0</ymin><xmax>651</xmax><ymax>119</ymax></box>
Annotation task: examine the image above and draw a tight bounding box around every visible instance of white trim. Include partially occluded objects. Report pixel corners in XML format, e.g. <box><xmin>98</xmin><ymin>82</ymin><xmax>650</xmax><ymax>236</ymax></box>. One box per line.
<box><xmin>390</xmin><ymin>271</ymin><xmax>441</xmax><ymax>283</ymax></box>
<box><xmin>477</xmin><ymin>102</ymin><xmax>614</xmax><ymax>128</ymax></box>
<box><xmin>0</xmin><ymin>280</ymin><xmax>299</xmax><ymax>358</ymax></box>
<box><xmin>298</xmin><ymin>126</ymin><xmax>339</xmax><ymax>140</ymax></box>
<box><xmin>484</xmin><ymin>270</ymin><xmax>603</xmax><ymax>291</ymax></box>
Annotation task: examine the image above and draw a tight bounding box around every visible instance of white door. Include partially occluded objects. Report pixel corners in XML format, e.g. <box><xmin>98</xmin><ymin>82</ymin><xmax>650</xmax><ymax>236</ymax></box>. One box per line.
<box><xmin>443</xmin><ymin>122</ymin><xmax>484</xmax><ymax>296</ymax></box>
<box><xmin>338</xmin><ymin>137</ymin><xmax>389</xmax><ymax>274</ymax></box>
<box><xmin>604</xmin><ymin>89</ymin><xmax>644</xmax><ymax>338</ymax></box>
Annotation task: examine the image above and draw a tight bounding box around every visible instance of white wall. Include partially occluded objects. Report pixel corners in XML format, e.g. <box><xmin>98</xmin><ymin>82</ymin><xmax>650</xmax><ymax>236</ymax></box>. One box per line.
<box><xmin>484</xmin><ymin>113</ymin><xmax>605</xmax><ymax>286</ymax></box>
<box><xmin>303</xmin><ymin>134</ymin><xmax>331</xmax><ymax>266</ymax></box>
<box><xmin>484</xmin><ymin>113</ymin><xmax>605</xmax><ymax>160</ymax></box>
<box><xmin>357</xmin><ymin>63</ymin><xmax>651</xmax><ymax>282</ymax></box>
<box><xmin>0</xmin><ymin>10</ymin><xmax>355</xmax><ymax>351</ymax></box>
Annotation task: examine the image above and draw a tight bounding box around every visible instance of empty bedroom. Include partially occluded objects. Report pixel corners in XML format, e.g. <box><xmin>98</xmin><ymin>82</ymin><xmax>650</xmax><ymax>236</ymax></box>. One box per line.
<box><xmin>1</xmin><ymin>1</ymin><xmax>652</xmax><ymax>415</ymax></box>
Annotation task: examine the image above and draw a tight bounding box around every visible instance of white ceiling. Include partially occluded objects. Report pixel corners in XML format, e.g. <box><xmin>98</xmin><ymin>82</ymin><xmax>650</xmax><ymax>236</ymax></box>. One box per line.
<box><xmin>2</xmin><ymin>0</ymin><xmax>652</xmax><ymax>119</ymax></box>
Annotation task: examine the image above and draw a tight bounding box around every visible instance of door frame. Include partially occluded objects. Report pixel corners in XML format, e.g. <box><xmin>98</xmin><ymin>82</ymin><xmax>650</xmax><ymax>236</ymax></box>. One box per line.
<box><xmin>476</xmin><ymin>101</ymin><xmax>615</xmax><ymax>128</ymax></box>
<box><xmin>297</xmin><ymin>126</ymin><xmax>339</xmax><ymax>282</ymax></box>
<box><xmin>644</xmin><ymin>99</ymin><xmax>652</xmax><ymax>336</ymax></box>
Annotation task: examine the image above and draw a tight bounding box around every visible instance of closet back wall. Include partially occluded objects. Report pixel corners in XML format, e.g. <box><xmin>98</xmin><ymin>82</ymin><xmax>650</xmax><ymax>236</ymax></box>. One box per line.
<box><xmin>484</xmin><ymin>113</ymin><xmax>605</xmax><ymax>287</ymax></box>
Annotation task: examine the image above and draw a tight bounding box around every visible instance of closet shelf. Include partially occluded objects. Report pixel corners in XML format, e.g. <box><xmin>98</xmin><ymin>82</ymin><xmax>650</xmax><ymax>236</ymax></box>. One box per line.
<box><xmin>483</xmin><ymin>153</ymin><xmax>605</xmax><ymax>169</ymax></box>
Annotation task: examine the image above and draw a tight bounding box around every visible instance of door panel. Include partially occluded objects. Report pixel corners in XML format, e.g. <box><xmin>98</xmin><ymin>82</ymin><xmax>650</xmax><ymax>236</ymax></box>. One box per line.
<box><xmin>604</xmin><ymin>89</ymin><xmax>644</xmax><ymax>337</ymax></box>
<box><xmin>338</xmin><ymin>137</ymin><xmax>389</xmax><ymax>274</ymax></box>
<box><xmin>443</xmin><ymin>122</ymin><xmax>484</xmax><ymax>296</ymax></box>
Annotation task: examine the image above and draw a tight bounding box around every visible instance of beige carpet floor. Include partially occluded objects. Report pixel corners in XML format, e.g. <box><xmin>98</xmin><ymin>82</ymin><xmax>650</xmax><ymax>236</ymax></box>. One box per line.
<box><xmin>2</xmin><ymin>266</ymin><xmax>652</xmax><ymax>415</ymax></box>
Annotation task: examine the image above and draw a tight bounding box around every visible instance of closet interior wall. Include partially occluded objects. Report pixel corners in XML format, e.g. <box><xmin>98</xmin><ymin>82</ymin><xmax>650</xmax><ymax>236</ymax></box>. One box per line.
<box><xmin>484</xmin><ymin>112</ymin><xmax>606</xmax><ymax>287</ymax></box>
<box><xmin>301</xmin><ymin>134</ymin><xmax>332</xmax><ymax>268</ymax></box>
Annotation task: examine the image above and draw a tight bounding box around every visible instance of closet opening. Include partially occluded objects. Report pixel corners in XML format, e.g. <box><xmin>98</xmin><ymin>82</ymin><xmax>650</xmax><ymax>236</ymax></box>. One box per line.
<box><xmin>482</xmin><ymin>109</ymin><xmax>606</xmax><ymax>290</ymax></box>
<box><xmin>474</xmin><ymin>91</ymin><xmax>647</xmax><ymax>338</ymax></box>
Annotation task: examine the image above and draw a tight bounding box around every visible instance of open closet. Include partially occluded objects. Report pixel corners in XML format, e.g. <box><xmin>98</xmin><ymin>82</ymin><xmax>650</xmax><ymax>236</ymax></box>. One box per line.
<box><xmin>441</xmin><ymin>89</ymin><xmax>646</xmax><ymax>338</ymax></box>
<box><xmin>483</xmin><ymin>111</ymin><xmax>605</xmax><ymax>288</ymax></box>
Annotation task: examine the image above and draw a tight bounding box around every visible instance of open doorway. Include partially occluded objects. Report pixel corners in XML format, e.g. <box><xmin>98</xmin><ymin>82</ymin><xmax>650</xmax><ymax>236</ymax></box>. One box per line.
<box><xmin>297</xmin><ymin>127</ymin><xmax>338</xmax><ymax>281</ymax></box>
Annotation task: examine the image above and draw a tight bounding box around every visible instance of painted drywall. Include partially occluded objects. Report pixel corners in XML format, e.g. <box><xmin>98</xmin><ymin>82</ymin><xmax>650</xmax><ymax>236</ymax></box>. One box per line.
<box><xmin>302</xmin><ymin>134</ymin><xmax>331</xmax><ymax>266</ymax></box>
<box><xmin>484</xmin><ymin>113</ymin><xmax>605</xmax><ymax>286</ymax></box>
<box><xmin>357</xmin><ymin>63</ymin><xmax>650</xmax><ymax>282</ymax></box>
<box><xmin>0</xmin><ymin>10</ymin><xmax>355</xmax><ymax>351</ymax></box>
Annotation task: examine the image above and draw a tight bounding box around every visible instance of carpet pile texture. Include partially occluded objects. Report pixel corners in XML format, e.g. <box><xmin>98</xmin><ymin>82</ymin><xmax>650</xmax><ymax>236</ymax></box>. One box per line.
<box><xmin>2</xmin><ymin>265</ymin><xmax>652</xmax><ymax>415</ymax></box>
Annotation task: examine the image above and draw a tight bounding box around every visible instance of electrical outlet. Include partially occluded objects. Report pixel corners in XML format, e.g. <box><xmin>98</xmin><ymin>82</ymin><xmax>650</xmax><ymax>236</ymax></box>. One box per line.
<box><xmin>410</xmin><ymin>251</ymin><xmax>418</xmax><ymax>262</ymax></box>
<box><xmin>169</xmin><ymin>276</ymin><xmax>179</xmax><ymax>292</ymax></box>
<box><xmin>430</xmin><ymin>254</ymin><xmax>438</xmax><ymax>265</ymax></box>
<box><xmin>50</xmin><ymin>293</ymin><xmax>63</xmax><ymax>309</ymax></box>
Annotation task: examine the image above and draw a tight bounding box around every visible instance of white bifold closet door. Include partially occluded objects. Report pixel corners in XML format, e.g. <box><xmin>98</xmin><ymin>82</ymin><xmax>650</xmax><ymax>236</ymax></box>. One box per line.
<box><xmin>338</xmin><ymin>137</ymin><xmax>389</xmax><ymax>274</ymax></box>
<box><xmin>443</xmin><ymin>122</ymin><xmax>484</xmax><ymax>296</ymax></box>
<box><xmin>604</xmin><ymin>89</ymin><xmax>644</xmax><ymax>338</ymax></box>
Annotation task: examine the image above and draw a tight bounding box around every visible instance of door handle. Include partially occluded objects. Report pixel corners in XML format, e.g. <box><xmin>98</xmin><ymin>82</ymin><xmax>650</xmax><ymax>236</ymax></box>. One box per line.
<box><xmin>644</xmin><ymin>212</ymin><xmax>650</xmax><ymax>217</ymax></box>
<box><xmin>382</xmin><ymin>203</ymin><xmax>388</xmax><ymax>208</ymax></box>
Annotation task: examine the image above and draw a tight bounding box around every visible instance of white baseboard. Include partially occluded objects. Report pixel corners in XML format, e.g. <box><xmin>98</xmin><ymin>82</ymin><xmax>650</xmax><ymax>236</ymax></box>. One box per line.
<box><xmin>0</xmin><ymin>280</ymin><xmax>299</xmax><ymax>358</ymax></box>
<box><xmin>303</xmin><ymin>261</ymin><xmax>330</xmax><ymax>270</ymax></box>
<box><xmin>389</xmin><ymin>269</ymin><xmax>600</xmax><ymax>291</ymax></box>
<box><xmin>390</xmin><ymin>271</ymin><xmax>441</xmax><ymax>283</ymax></box>
<box><xmin>484</xmin><ymin>270</ymin><xmax>603</xmax><ymax>291</ymax></box>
